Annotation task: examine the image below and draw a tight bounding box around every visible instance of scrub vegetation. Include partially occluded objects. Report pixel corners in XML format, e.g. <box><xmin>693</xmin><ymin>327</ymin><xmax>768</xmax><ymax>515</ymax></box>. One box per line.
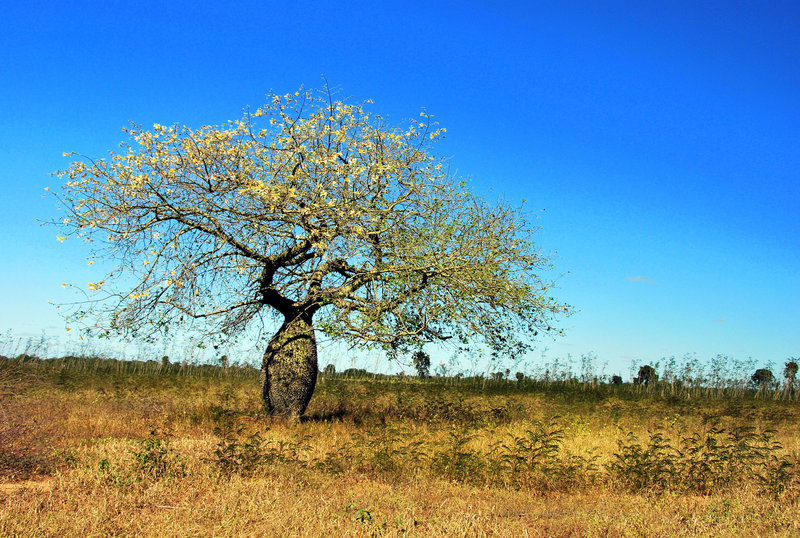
<box><xmin>1</xmin><ymin>352</ymin><xmax>799</xmax><ymax>536</ymax></box>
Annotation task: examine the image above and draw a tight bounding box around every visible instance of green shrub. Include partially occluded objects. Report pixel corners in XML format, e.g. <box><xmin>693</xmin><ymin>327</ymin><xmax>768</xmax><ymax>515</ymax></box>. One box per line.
<box><xmin>132</xmin><ymin>428</ymin><xmax>185</xmax><ymax>480</ymax></box>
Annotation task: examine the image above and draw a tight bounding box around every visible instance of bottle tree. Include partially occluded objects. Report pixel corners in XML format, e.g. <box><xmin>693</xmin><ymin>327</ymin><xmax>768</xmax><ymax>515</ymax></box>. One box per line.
<box><xmin>54</xmin><ymin>86</ymin><xmax>569</xmax><ymax>416</ymax></box>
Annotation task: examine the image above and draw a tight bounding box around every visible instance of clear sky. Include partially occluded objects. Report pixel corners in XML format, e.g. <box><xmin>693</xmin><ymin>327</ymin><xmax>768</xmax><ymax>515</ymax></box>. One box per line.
<box><xmin>1</xmin><ymin>1</ymin><xmax>797</xmax><ymax>375</ymax></box>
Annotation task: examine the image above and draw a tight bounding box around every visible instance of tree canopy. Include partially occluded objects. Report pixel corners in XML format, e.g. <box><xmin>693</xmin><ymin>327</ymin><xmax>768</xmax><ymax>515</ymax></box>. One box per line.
<box><xmin>635</xmin><ymin>365</ymin><xmax>658</xmax><ymax>386</ymax></box>
<box><xmin>751</xmin><ymin>368</ymin><xmax>775</xmax><ymax>388</ymax></box>
<box><xmin>55</xmin><ymin>86</ymin><xmax>569</xmax><ymax>364</ymax></box>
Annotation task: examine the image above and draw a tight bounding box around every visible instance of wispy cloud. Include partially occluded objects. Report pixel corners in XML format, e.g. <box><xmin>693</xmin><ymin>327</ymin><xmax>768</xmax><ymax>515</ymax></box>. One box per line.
<box><xmin>713</xmin><ymin>318</ymin><xmax>727</xmax><ymax>323</ymax></box>
<box><xmin>627</xmin><ymin>276</ymin><xmax>652</xmax><ymax>283</ymax></box>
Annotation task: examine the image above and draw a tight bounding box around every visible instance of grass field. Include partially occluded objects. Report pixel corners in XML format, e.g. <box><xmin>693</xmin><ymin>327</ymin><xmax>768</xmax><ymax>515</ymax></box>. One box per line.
<box><xmin>1</xmin><ymin>355</ymin><xmax>799</xmax><ymax>536</ymax></box>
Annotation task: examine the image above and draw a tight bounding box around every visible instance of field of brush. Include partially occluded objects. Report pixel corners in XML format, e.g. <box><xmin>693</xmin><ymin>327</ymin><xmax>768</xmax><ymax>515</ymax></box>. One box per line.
<box><xmin>1</xmin><ymin>355</ymin><xmax>799</xmax><ymax>537</ymax></box>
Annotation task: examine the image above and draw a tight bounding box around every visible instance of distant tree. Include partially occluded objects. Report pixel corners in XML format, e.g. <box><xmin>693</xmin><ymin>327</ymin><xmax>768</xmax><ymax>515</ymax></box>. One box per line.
<box><xmin>635</xmin><ymin>365</ymin><xmax>658</xmax><ymax>386</ymax></box>
<box><xmin>751</xmin><ymin>368</ymin><xmax>775</xmax><ymax>388</ymax></box>
<box><xmin>54</xmin><ymin>85</ymin><xmax>569</xmax><ymax>417</ymax></box>
<box><xmin>412</xmin><ymin>350</ymin><xmax>431</xmax><ymax>378</ymax></box>
<box><xmin>161</xmin><ymin>355</ymin><xmax>170</xmax><ymax>366</ymax></box>
<box><xmin>218</xmin><ymin>354</ymin><xmax>229</xmax><ymax>368</ymax></box>
<box><xmin>611</xmin><ymin>375</ymin><xmax>623</xmax><ymax>385</ymax></box>
<box><xmin>323</xmin><ymin>363</ymin><xmax>336</xmax><ymax>375</ymax></box>
<box><xmin>491</xmin><ymin>371</ymin><xmax>504</xmax><ymax>381</ymax></box>
<box><xmin>342</xmin><ymin>368</ymin><xmax>369</xmax><ymax>378</ymax></box>
<box><xmin>784</xmin><ymin>360</ymin><xmax>798</xmax><ymax>387</ymax></box>
<box><xmin>515</xmin><ymin>371</ymin><xmax>525</xmax><ymax>383</ymax></box>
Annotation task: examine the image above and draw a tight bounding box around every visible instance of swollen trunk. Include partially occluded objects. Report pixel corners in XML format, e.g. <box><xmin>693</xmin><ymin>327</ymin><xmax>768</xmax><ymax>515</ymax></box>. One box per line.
<box><xmin>260</xmin><ymin>313</ymin><xmax>318</xmax><ymax>417</ymax></box>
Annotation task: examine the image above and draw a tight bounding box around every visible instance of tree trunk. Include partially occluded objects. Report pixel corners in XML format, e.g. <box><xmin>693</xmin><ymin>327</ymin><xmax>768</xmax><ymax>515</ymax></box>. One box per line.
<box><xmin>260</xmin><ymin>312</ymin><xmax>318</xmax><ymax>417</ymax></box>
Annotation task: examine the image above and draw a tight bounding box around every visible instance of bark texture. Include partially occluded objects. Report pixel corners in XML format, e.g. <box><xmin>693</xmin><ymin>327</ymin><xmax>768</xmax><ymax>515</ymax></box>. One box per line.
<box><xmin>260</xmin><ymin>313</ymin><xmax>318</xmax><ymax>417</ymax></box>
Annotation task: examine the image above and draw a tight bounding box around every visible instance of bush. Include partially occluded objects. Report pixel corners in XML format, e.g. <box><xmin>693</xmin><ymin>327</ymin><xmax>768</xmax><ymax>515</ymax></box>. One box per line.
<box><xmin>132</xmin><ymin>428</ymin><xmax>185</xmax><ymax>480</ymax></box>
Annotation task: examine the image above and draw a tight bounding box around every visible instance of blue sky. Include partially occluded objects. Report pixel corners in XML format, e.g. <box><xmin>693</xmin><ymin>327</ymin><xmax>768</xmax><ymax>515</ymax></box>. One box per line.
<box><xmin>1</xmin><ymin>1</ymin><xmax>797</xmax><ymax>375</ymax></box>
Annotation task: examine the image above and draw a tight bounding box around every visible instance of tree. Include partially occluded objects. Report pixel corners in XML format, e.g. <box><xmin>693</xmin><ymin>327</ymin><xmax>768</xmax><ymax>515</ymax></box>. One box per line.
<box><xmin>783</xmin><ymin>360</ymin><xmax>798</xmax><ymax>388</ymax></box>
<box><xmin>54</xmin><ymin>86</ymin><xmax>569</xmax><ymax>417</ymax></box>
<box><xmin>412</xmin><ymin>350</ymin><xmax>431</xmax><ymax>378</ymax></box>
<box><xmin>635</xmin><ymin>365</ymin><xmax>658</xmax><ymax>386</ymax></box>
<box><xmin>610</xmin><ymin>375</ymin><xmax>623</xmax><ymax>385</ymax></box>
<box><xmin>751</xmin><ymin>368</ymin><xmax>774</xmax><ymax>388</ymax></box>
<box><xmin>323</xmin><ymin>363</ymin><xmax>336</xmax><ymax>375</ymax></box>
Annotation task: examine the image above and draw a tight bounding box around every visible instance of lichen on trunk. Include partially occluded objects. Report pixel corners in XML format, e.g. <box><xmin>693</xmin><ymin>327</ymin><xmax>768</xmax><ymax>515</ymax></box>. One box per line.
<box><xmin>260</xmin><ymin>312</ymin><xmax>318</xmax><ymax>417</ymax></box>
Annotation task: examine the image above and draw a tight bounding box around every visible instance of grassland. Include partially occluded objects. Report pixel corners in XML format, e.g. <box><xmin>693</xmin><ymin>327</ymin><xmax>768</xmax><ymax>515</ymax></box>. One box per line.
<box><xmin>1</xmin><ymin>355</ymin><xmax>799</xmax><ymax>536</ymax></box>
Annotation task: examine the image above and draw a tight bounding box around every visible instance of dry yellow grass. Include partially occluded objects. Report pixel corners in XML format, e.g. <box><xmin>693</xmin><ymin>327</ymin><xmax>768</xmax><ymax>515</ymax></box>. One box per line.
<box><xmin>3</xmin><ymin>472</ymin><xmax>799</xmax><ymax>537</ymax></box>
<box><xmin>1</xmin><ymin>359</ymin><xmax>799</xmax><ymax>536</ymax></box>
